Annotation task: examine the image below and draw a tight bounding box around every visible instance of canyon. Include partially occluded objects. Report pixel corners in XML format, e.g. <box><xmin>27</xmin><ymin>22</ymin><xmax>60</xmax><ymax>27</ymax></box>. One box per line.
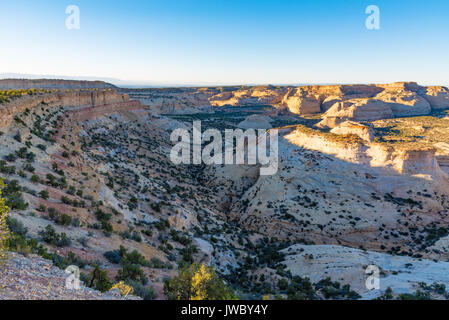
<box><xmin>1</xmin><ymin>79</ymin><xmax>449</xmax><ymax>300</ymax></box>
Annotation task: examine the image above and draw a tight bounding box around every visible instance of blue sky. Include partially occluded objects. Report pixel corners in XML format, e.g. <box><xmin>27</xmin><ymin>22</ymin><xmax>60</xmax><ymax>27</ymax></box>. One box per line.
<box><xmin>0</xmin><ymin>0</ymin><xmax>448</xmax><ymax>86</ymax></box>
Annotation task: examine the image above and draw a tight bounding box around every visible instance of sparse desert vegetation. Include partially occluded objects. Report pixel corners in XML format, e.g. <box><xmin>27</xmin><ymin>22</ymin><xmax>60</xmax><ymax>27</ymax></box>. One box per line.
<box><xmin>1</xmin><ymin>80</ymin><xmax>449</xmax><ymax>300</ymax></box>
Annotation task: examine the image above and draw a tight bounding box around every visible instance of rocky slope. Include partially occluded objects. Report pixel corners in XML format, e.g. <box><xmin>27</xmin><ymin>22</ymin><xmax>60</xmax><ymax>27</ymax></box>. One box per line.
<box><xmin>226</xmin><ymin>128</ymin><xmax>449</xmax><ymax>255</ymax></box>
<box><xmin>282</xmin><ymin>244</ymin><xmax>449</xmax><ymax>299</ymax></box>
<box><xmin>0</xmin><ymin>252</ymin><xmax>139</xmax><ymax>300</ymax></box>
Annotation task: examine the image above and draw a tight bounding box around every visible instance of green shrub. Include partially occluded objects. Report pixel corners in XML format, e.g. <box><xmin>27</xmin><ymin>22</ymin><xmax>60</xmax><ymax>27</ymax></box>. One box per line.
<box><xmin>116</xmin><ymin>263</ymin><xmax>148</xmax><ymax>285</ymax></box>
<box><xmin>85</xmin><ymin>264</ymin><xmax>112</xmax><ymax>293</ymax></box>
<box><xmin>39</xmin><ymin>225</ymin><xmax>72</xmax><ymax>247</ymax></box>
<box><xmin>3</xmin><ymin>180</ymin><xmax>28</xmax><ymax>210</ymax></box>
<box><xmin>6</xmin><ymin>217</ymin><xmax>28</xmax><ymax>236</ymax></box>
<box><xmin>127</xmin><ymin>280</ymin><xmax>157</xmax><ymax>300</ymax></box>
<box><xmin>104</xmin><ymin>250</ymin><xmax>121</xmax><ymax>264</ymax></box>
<box><xmin>58</xmin><ymin>214</ymin><xmax>72</xmax><ymax>226</ymax></box>
<box><xmin>39</xmin><ymin>189</ymin><xmax>49</xmax><ymax>200</ymax></box>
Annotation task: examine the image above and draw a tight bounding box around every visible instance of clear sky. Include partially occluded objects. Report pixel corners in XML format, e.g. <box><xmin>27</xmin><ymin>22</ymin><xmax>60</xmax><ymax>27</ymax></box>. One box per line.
<box><xmin>0</xmin><ymin>0</ymin><xmax>448</xmax><ymax>86</ymax></box>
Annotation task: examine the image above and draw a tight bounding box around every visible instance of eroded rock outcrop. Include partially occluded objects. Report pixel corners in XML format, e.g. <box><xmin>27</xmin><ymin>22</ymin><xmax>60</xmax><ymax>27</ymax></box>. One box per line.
<box><xmin>286</xmin><ymin>125</ymin><xmax>444</xmax><ymax>176</ymax></box>
<box><xmin>375</xmin><ymin>90</ymin><xmax>431</xmax><ymax>117</ymax></box>
<box><xmin>319</xmin><ymin>82</ymin><xmax>449</xmax><ymax>127</ymax></box>
<box><xmin>280</xmin><ymin>88</ymin><xmax>321</xmax><ymax>115</ymax></box>
<box><xmin>318</xmin><ymin>99</ymin><xmax>394</xmax><ymax>128</ymax></box>
<box><xmin>425</xmin><ymin>86</ymin><xmax>449</xmax><ymax>110</ymax></box>
<box><xmin>330</xmin><ymin>121</ymin><xmax>374</xmax><ymax>142</ymax></box>
<box><xmin>284</xmin><ymin>125</ymin><xmax>370</xmax><ymax>164</ymax></box>
<box><xmin>392</xmin><ymin>146</ymin><xmax>440</xmax><ymax>175</ymax></box>
<box><xmin>282</xmin><ymin>244</ymin><xmax>449</xmax><ymax>299</ymax></box>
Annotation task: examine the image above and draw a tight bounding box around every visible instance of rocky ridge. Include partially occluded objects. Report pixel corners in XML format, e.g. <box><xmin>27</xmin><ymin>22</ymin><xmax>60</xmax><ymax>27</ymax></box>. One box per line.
<box><xmin>0</xmin><ymin>79</ymin><xmax>116</xmax><ymax>90</ymax></box>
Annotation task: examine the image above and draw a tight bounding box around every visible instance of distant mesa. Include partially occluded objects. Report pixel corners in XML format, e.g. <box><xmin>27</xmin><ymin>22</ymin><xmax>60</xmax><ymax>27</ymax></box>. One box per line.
<box><xmin>0</xmin><ymin>78</ymin><xmax>116</xmax><ymax>90</ymax></box>
<box><xmin>119</xmin><ymin>81</ymin><xmax>449</xmax><ymax>126</ymax></box>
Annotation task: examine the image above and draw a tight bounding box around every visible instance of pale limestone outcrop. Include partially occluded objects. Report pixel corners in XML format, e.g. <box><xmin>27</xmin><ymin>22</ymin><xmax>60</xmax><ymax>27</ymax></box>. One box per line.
<box><xmin>282</xmin><ymin>244</ymin><xmax>449</xmax><ymax>299</ymax></box>
<box><xmin>392</xmin><ymin>146</ymin><xmax>440</xmax><ymax>175</ymax></box>
<box><xmin>330</xmin><ymin>121</ymin><xmax>374</xmax><ymax>142</ymax></box>
<box><xmin>11</xmin><ymin>127</ymin><xmax>31</xmax><ymax>142</ymax></box>
<box><xmin>285</xmin><ymin>125</ymin><xmax>445</xmax><ymax>176</ymax></box>
<box><xmin>284</xmin><ymin>126</ymin><xmax>370</xmax><ymax>164</ymax></box>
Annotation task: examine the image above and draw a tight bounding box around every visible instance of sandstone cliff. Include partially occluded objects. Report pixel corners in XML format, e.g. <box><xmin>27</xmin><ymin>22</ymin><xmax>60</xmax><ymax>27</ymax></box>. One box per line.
<box><xmin>425</xmin><ymin>86</ymin><xmax>449</xmax><ymax>110</ymax></box>
<box><xmin>0</xmin><ymin>79</ymin><xmax>116</xmax><ymax>90</ymax></box>
<box><xmin>285</xmin><ymin>125</ymin><xmax>445</xmax><ymax>176</ymax></box>
<box><xmin>0</xmin><ymin>90</ymin><xmax>129</xmax><ymax>128</ymax></box>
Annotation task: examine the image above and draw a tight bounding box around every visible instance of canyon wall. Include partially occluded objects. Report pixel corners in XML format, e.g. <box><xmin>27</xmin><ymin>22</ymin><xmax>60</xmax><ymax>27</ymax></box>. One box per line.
<box><xmin>65</xmin><ymin>100</ymin><xmax>144</xmax><ymax>121</ymax></box>
<box><xmin>0</xmin><ymin>90</ymin><xmax>129</xmax><ymax>128</ymax></box>
<box><xmin>0</xmin><ymin>79</ymin><xmax>116</xmax><ymax>90</ymax></box>
<box><xmin>284</xmin><ymin>125</ymin><xmax>444</xmax><ymax>176</ymax></box>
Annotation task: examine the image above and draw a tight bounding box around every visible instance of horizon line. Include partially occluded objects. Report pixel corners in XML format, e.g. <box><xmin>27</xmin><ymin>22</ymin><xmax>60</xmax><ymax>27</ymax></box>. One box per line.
<box><xmin>0</xmin><ymin>73</ymin><xmax>447</xmax><ymax>89</ymax></box>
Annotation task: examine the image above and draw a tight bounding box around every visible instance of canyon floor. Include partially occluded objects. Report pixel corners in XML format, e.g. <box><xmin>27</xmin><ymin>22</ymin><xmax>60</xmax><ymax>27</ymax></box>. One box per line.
<box><xmin>1</xmin><ymin>80</ymin><xmax>449</xmax><ymax>300</ymax></box>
